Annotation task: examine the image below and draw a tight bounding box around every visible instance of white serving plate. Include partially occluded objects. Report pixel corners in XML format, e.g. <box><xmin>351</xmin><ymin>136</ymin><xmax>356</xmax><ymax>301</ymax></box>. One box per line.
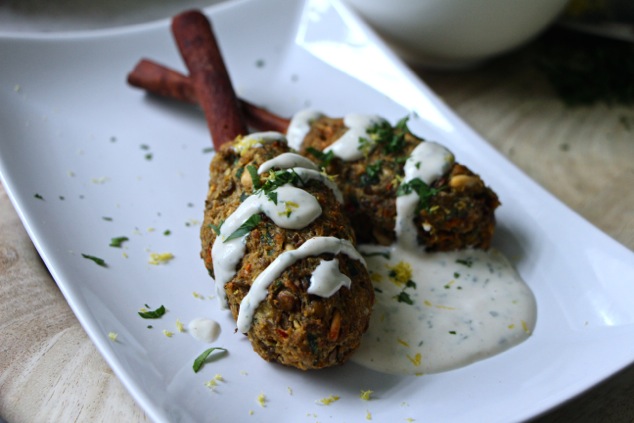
<box><xmin>1</xmin><ymin>0</ymin><xmax>633</xmax><ymax>422</ymax></box>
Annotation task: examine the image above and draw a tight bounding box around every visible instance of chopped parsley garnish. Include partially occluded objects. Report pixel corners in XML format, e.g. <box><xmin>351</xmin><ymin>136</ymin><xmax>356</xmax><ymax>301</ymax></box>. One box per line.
<box><xmin>109</xmin><ymin>236</ymin><xmax>129</xmax><ymax>248</ymax></box>
<box><xmin>361</xmin><ymin>250</ymin><xmax>391</xmax><ymax>260</ymax></box>
<box><xmin>102</xmin><ymin>217</ymin><xmax>113</xmax><ymax>221</ymax></box>
<box><xmin>367</xmin><ymin>116</ymin><xmax>410</xmax><ymax>154</ymax></box>
<box><xmin>396</xmin><ymin>177</ymin><xmax>444</xmax><ymax>212</ymax></box>
<box><xmin>81</xmin><ymin>254</ymin><xmax>107</xmax><ymax>267</ymax></box>
<box><xmin>394</xmin><ymin>291</ymin><xmax>413</xmax><ymax>305</ymax></box>
<box><xmin>209</xmin><ymin>220</ymin><xmax>224</xmax><ymax>236</ymax></box>
<box><xmin>360</xmin><ymin>160</ymin><xmax>383</xmax><ymax>186</ymax></box>
<box><xmin>245</xmin><ymin>165</ymin><xmax>261</xmax><ymax>189</ymax></box>
<box><xmin>34</xmin><ymin>193</ymin><xmax>44</xmax><ymax>200</ymax></box>
<box><xmin>138</xmin><ymin>305</ymin><xmax>166</xmax><ymax>319</ymax></box>
<box><xmin>456</xmin><ymin>258</ymin><xmax>474</xmax><ymax>267</ymax></box>
<box><xmin>257</xmin><ymin>169</ymin><xmax>306</xmax><ymax>196</ymax></box>
<box><xmin>224</xmin><ymin>214</ymin><xmax>261</xmax><ymax>242</ymax></box>
<box><xmin>193</xmin><ymin>347</ymin><xmax>228</xmax><ymax>373</ymax></box>
<box><xmin>306</xmin><ymin>147</ymin><xmax>335</xmax><ymax>169</ymax></box>
<box><xmin>163</xmin><ymin>230</ymin><xmax>171</xmax><ymax>236</ymax></box>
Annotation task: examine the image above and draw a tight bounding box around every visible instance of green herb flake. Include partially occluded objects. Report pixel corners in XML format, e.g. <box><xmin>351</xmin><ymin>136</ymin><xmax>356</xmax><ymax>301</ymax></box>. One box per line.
<box><xmin>193</xmin><ymin>347</ymin><xmax>228</xmax><ymax>373</ymax></box>
<box><xmin>456</xmin><ymin>258</ymin><xmax>473</xmax><ymax>267</ymax></box>
<box><xmin>361</xmin><ymin>250</ymin><xmax>391</xmax><ymax>260</ymax></box>
<box><xmin>163</xmin><ymin>229</ymin><xmax>171</xmax><ymax>236</ymax></box>
<box><xmin>225</xmin><ymin>214</ymin><xmax>261</xmax><ymax>242</ymax></box>
<box><xmin>360</xmin><ymin>160</ymin><xmax>383</xmax><ymax>186</ymax></box>
<box><xmin>246</xmin><ymin>165</ymin><xmax>262</xmax><ymax>189</ymax></box>
<box><xmin>397</xmin><ymin>178</ymin><xmax>444</xmax><ymax>212</ymax></box>
<box><xmin>109</xmin><ymin>236</ymin><xmax>129</xmax><ymax>248</ymax></box>
<box><xmin>81</xmin><ymin>254</ymin><xmax>107</xmax><ymax>267</ymax></box>
<box><xmin>449</xmin><ymin>331</ymin><xmax>457</xmax><ymax>335</ymax></box>
<box><xmin>102</xmin><ymin>216</ymin><xmax>113</xmax><ymax>222</ymax></box>
<box><xmin>138</xmin><ymin>305</ymin><xmax>166</xmax><ymax>319</ymax></box>
<box><xmin>394</xmin><ymin>291</ymin><xmax>414</xmax><ymax>305</ymax></box>
<box><xmin>34</xmin><ymin>193</ymin><xmax>44</xmax><ymax>200</ymax></box>
<box><xmin>267</xmin><ymin>191</ymin><xmax>278</xmax><ymax>205</ymax></box>
<box><xmin>306</xmin><ymin>147</ymin><xmax>335</xmax><ymax>169</ymax></box>
<box><xmin>209</xmin><ymin>220</ymin><xmax>224</xmax><ymax>236</ymax></box>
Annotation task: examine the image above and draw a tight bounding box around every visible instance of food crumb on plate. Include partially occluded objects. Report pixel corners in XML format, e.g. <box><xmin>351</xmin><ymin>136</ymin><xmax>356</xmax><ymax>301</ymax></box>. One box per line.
<box><xmin>108</xmin><ymin>332</ymin><xmax>118</xmax><ymax>342</ymax></box>
<box><xmin>256</xmin><ymin>393</ymin><xmax>266</xmax><ymax>407</ymax></box>
<box><xmin>162</xmin><ymin>329</ymin><xmax>173</xmax><ymax>338</ymax></box>
<box><xmin>148</xmin><ymin>252</ymin><xmax>174</xmax><ymax>265</ymax></box>
<box><xmin>317</xmin><ymin>395</ymin><xmax>340</xmax><ymax>405</ymax></box>
<box><xmin>360</xmin><ymin>389</ymin><xmax>373</xmax><ymax>401</ymax></box>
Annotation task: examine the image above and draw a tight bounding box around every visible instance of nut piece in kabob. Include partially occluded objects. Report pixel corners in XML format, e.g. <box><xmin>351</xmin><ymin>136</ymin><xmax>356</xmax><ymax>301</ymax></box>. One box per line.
<box><xmin>170</xmin><ymin>10</ymin><xmax>374</xmax><ymax>370</ymax></box>
<box><xmin>127</xmin><ymin>52</ymin><xmax>499</xmax><ymax>252</ymax></box>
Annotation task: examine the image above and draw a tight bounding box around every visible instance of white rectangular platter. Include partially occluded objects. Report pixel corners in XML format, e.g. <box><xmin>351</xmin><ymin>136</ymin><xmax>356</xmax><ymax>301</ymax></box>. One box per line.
<box><xmin>1</xmin><ymin>0</ymin><xmax>634</xmax><ymax>421</ymax></box>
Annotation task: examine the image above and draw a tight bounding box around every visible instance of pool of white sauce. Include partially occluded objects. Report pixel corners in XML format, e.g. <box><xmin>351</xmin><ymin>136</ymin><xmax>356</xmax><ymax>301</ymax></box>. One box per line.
<box><xmin>351</xmin><ymin>244</ymin><xmax>537</xmax><ymax>375</ymax></box>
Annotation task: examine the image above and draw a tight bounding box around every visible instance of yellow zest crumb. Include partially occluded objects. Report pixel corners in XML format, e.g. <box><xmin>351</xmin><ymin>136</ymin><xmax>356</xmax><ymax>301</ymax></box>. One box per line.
<box><xmin>214</xmin><ymin>374</ymin><xmax>224</xmax><ymax>382</ymax></box>
<box><xmin>318</xmin><ymin>395</ymin><xmax>340</xmax><ymax>405</ymax></box>
<box><xmin>397</xmin><ymin>338</ymin><xmax>409</xmax><ymax>347</ymax></box>
<box><xmin>149</xmin><ymin>252</ymin><xmax>174</xmax><ymax>265</ymax></box>
<box><xmin>249</xmin><ymin>410</ymin><xmax>254</xmax><ymax>415</ymax></box>
<box><xmin>386</xmin><ymin>261</ymin><xmax>412</xmax><ymax>286</ymax></box>
<box><xmin>406</xmin><ymin>418</ymin><xmax>415</xmax><ymax>422</ymax></box>
<box><xmin>370</xmin><ymin>272</ymin><xmax>383</xmax><ymax>283</ymax></box>
<box><xmin>521</xmin><ymin>320</ymin><xmax>530</xmax><ymax>333</ymax></box>
<box><xmin>108</xmin><ymin>332</ymin><xmax>118</xmax><ymax>342</ymax></box>
<box><xmin>176</xmin><ymin>319</ymin><xmax>185</xmax><ymax>333</ymax></box>
<box><xmin>122</xmin><ymin>252</ymin><xmax>129</xmax><ymax>259</ymax></box>
<box><xmin>360</xmin><ymin>390</ymin><xmax>373</xmax><ymax>401</ymax></box>
<box><xmin>407</xmin><ymin>353</ymin><xmax>422</xmax><ymax>367</ymax></box>
<box><xmin>287</xmin><ymin>386</ymin><xmax>293</xmax><ymax>395</ymax></box>
<box><xmin>205</xmin><ymin>380</ymin><xmax>218</xmax><ymax>390</ymax></box>
<box><xmin>91</xmin><ymin>176</ymin><xmax>108</xmax><ymax>184</ymax></box>
<box><xmin>366</xmin><ymin>410</ymin><xmax>372</xmax><ymax>420</ymax></box>
<box><xmin>508</xmin><ymin>324</ymin><xmax>516</xmax><ymax>329</ymax></box>
<box><xmin>162</xmin><ymin>329</ymin><xmax>173</xmax><ymax>338</ymax></box>
<box><xmin>192</xmin><ymin>291</ymin><xmax>204</xmax><ymax>299</ymax></box>
<box><xmin>147</xmin><ymin>227</ymin><xmax>155</xmax><ymax>232</ymax></box>
<box><xmin>257</xmin><ymin>393</ymin><xmax>266</xmax><ymax>407</ymax></box>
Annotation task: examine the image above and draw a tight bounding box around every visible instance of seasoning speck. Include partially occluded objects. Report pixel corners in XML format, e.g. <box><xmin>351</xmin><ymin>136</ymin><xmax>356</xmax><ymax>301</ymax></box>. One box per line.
<box><xmin>148</xmin><ymin>252</ymin><xmax>174</xmax><ymax>265</ymax></box>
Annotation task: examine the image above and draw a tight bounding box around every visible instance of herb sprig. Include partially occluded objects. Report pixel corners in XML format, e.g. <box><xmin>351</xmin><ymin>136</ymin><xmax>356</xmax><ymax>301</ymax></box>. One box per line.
<box><xmin>396</xmin><ymin>177</ymin><xmax>444</xmax><ymax>212</ymax></box>
<box><xmin>193</xmin><ymin>347</ymin><xmax>228</xmax><ymax>373</ymax></box>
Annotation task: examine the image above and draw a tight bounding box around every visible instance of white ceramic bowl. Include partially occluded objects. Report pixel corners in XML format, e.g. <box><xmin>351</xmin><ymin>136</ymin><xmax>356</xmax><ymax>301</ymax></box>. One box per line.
<box><xmin>343</xmin><ymin>0</ymin><xmax>570</xmax><ymax>68</ymax></box>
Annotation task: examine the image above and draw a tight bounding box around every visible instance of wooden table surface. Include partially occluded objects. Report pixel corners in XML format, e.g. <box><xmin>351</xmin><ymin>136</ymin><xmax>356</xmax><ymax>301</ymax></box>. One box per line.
<box><xmin>1</xmin><ymin>31</ymin><xmax>633</xmax><ymax>423</ymax></box>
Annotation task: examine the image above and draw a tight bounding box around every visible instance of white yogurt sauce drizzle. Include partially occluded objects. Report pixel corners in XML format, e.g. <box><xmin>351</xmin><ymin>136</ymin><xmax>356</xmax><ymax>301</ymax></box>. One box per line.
<box><xmin>323</xmin><ymin>114</ymin><xmax>386</xmax><ymax>161</ymax></box>
<box><xmin>285</xmin><ymin>111</ymin><xmax>537</xmax><ymax>375</ymax></box>
<box><xmin>257</xmin><ymin>152</ymin><xmax>319</xmax><ymax>173</ymax></box>
<box><xmin>286</xmin><ymin>109</ymin><xmax>324</xmax><ymax>151</ymax></box>
<box><xmin>236</xmin><ymin>237</ymin><xmax>364</xmax><ymax>333</ymax></box>
<box><xmin>396</xmin><ymin>141</ymin><xmax>455</xmax><ymax>248</ymax></box>
<box><xmin>308</xmin><ymin>258</ymin><xmax>351</xmax><ymax>297</ymax></box>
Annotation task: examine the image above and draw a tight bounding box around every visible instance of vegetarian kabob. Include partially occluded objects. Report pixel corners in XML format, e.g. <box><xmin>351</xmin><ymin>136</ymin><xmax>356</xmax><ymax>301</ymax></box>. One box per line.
<box><xmin>128</xmin><ymin>58</ymin><xmax>499</xmax><ymax>252</ymax></box>
<box><xmin>167</xmin><ymin>10</ymin><xmax>374</xmax><ymax>370</ymax></box>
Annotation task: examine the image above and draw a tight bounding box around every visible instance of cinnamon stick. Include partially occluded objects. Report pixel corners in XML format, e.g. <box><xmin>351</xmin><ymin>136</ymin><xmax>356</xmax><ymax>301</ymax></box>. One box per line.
<box><xmin>171</xmin><ymin>10</ymin><xmax>248</xmax><ymax>148</ymax></box>
<box><xmin>127</xmin><ymin>59</ymin><xmax>196</xmax><ymax>104</ymax></box>
<box><xmin>127</xmin><ymin>58</ymin><xmax>290</xmax><ymax>133</ymax></box>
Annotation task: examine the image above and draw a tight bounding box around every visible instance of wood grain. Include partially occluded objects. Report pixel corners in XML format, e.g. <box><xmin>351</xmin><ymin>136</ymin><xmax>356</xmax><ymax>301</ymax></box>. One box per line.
<box><xmin>1</xmin><ymin>39</ymin><xmax>633</xmax><ymax>423</ymax></box>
